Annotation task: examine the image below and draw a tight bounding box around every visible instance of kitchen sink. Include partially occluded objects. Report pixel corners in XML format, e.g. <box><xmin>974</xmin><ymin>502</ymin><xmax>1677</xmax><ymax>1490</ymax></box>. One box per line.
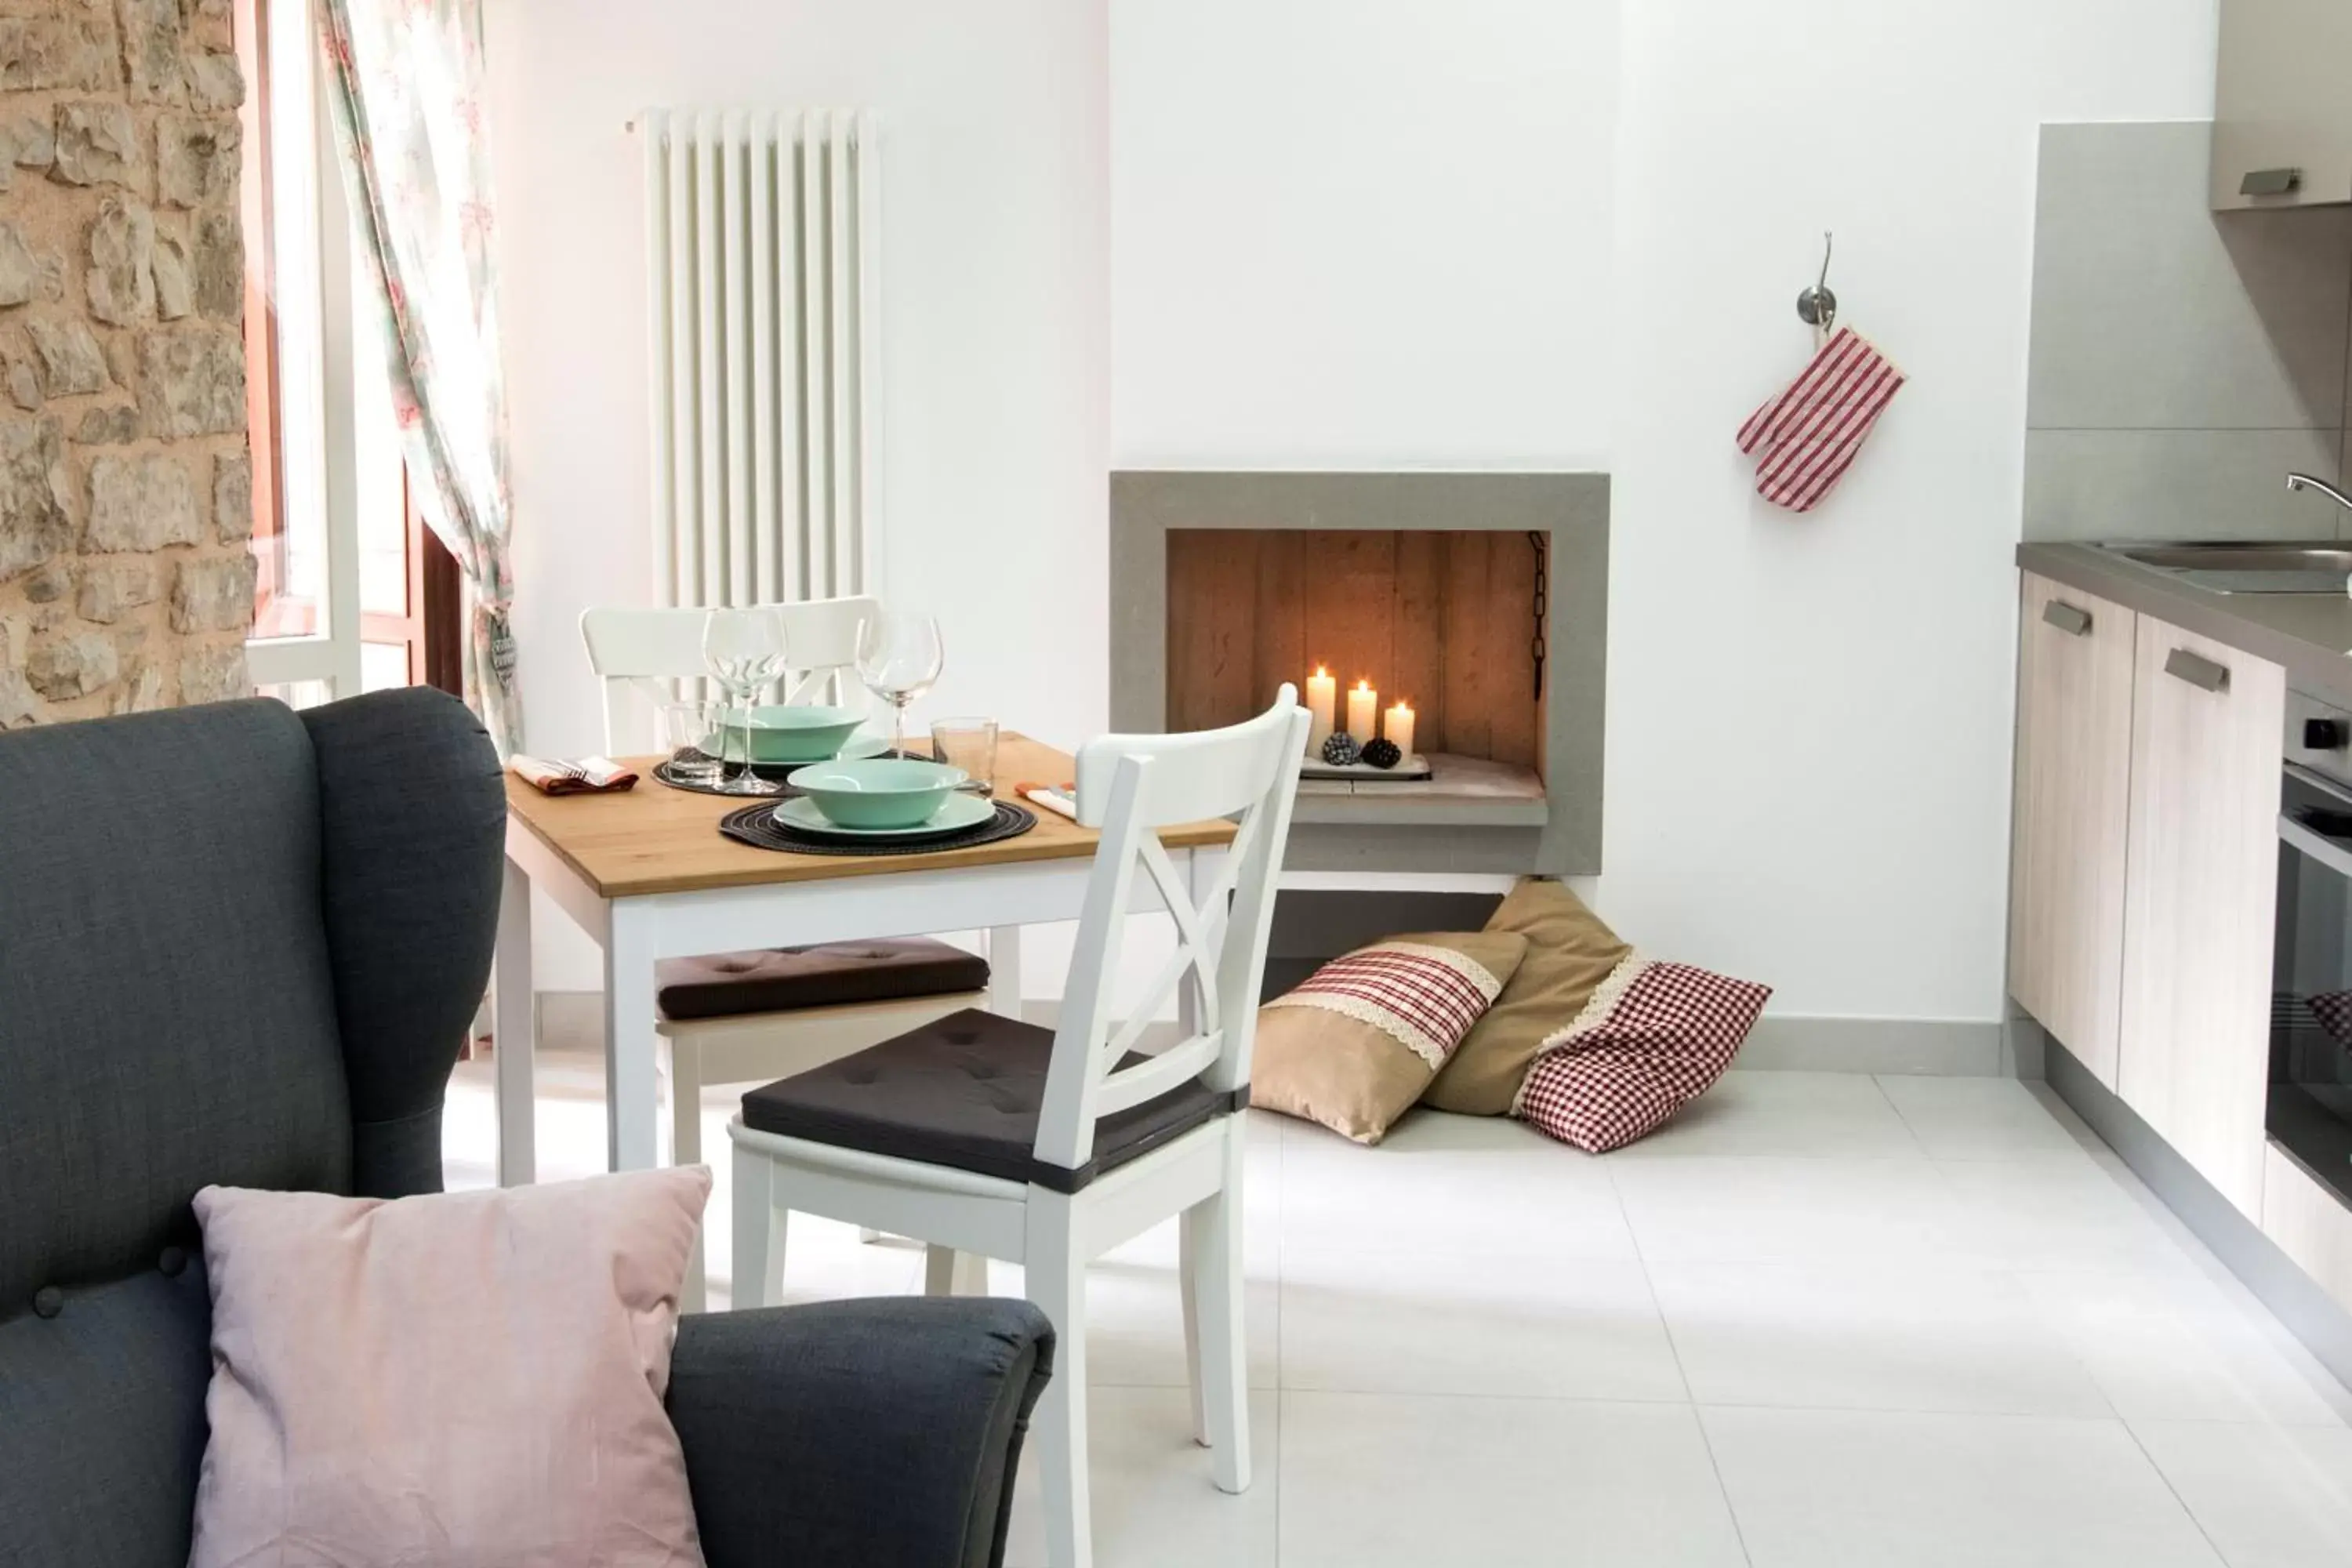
<box><xmin>2100</xmin><ymin>541</ymin><xmax>2352</xmax><ymax>595</ymax></box>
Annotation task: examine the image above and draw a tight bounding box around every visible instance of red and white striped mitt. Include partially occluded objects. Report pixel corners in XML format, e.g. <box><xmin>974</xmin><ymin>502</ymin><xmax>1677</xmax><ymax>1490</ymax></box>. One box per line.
<box><xmin>1737</xmin><ymin>327</ymin><xmax>1905</xmax><ymax>514</ymax></box>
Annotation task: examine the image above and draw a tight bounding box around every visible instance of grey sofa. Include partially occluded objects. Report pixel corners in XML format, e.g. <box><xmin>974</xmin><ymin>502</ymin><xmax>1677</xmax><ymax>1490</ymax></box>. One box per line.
<box><xmin>0</xmin><ymin>690</ymin><xmax>1053</xmax><ymax>1568</ymax></box>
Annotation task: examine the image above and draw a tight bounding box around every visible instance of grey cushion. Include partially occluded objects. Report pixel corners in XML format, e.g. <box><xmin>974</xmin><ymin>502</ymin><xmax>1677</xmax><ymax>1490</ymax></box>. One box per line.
<box><xmin>740</xmin><ymin>1007</ymin><xmax>1243</xmax><ymax>1193</ymax></box>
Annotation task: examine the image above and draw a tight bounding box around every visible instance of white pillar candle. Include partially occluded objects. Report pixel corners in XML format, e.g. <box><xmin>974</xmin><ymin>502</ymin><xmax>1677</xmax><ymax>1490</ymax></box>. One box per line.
<box><xmin>1346</xmin><ymin>679</ymin><xmax>1378</xmax><ymax>741</ymax></box>
<box><xmin>1385</xmin><ymin>701</ymin><xmax>1416</xmax><ymax>760</ymax></box>
<box><xmin>1305</xmin><ymin>666</ymin><xmax>1337</xmax><ymax>753</ymax></box>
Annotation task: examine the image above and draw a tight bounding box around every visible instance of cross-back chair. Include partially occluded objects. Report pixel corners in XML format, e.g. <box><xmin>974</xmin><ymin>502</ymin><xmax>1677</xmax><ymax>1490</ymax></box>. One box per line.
<box><xmin>728</xmin><ymin>686</ymin><xmax>1310</xmax><ymax>1568</ymax></box>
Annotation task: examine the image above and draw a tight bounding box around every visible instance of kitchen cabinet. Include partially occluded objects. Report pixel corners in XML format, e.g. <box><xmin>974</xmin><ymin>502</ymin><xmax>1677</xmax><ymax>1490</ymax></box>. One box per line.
<box><xmin>2211</xmin><ymin>0</ymin><xmax>2352</xmax><ymax>209</ymax></box>
<box><xmin>2263</xmin><ymin>1145</ymin><xmax>2352</xmax><ymax>1316</ymax></box>
<box><xmin>2009</xmin><ymin>574</ymin><xmax>2137</xmax><ymax>1086</ymax></box>
<box><xmin>2118</xmin><ymin>618</ymin><xmax>2285</xmax><ymax>1217</ymax></box>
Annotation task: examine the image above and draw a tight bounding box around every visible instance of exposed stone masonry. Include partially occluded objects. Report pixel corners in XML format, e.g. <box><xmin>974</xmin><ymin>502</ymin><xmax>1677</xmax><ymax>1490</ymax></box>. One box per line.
<box><xmin>0</xmin><ymin>0</ymin><xmax>251</xmax><ymax>728</ymax></box>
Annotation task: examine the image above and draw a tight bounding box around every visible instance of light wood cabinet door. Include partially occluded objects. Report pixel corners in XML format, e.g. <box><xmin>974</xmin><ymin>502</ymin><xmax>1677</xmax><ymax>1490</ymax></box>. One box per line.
<box><xmin>2010</xmin><ymin>574</ymin><xmax>2138</xmax><ymax>1084</ymax></box>
<box><xmin>2263</xmin><ymin>1145</ymin><xmax>2352</xmax><ymax>1316</ymax></box>
<box><xmin>2212</xmin><ymin>0</ymin><xmax>2352</xmax><ymax>209</ymax></box>
<box><xmin>2118</xmin><ymin>618</ymin><xmax>2285</xmax><ymax>1217</ymax></box>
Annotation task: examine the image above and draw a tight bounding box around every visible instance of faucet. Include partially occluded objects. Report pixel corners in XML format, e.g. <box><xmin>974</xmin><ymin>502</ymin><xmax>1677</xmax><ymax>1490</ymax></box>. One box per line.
<box><xmin>2287</xmin><ymin>472</ymin><xmax>2352</xmax><ymax>513</ymax></box>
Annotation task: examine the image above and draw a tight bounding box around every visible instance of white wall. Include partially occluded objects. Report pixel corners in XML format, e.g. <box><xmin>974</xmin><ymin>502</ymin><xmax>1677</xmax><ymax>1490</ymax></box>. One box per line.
<box><xmin>1112</xmin><ymin>0</ymin><xmax>2220</xmax><ymax>1023</ymax></box>
<box><xmin>483</xmin><ymin>0</ymin><xmax>1109</xmax><ymax>985</ymax></box>
<box><xmin>1112</xmin><ymin>0</ymin><xmax>1615</xmax><ymax>469</ymax></box>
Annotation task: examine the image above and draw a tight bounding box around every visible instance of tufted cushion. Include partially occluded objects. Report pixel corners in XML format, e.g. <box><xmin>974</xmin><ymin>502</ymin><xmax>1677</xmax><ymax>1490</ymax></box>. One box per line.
<box><xmin>740</xmin><ymin>1008</ymin><xmax>1240</xmax><ymax>1192</ymax></box>
<box><xmin>657</xmin><ymin>938</ymin><xmax>989</xmax><ymax>1022</ymax></box>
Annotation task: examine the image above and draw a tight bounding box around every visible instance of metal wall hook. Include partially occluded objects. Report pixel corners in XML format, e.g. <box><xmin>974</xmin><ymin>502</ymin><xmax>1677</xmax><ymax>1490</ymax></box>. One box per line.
<box><xmin>1795</xmin><ymin>231</ymin><xmax>1838</xmax><ymax>335</ymax></box>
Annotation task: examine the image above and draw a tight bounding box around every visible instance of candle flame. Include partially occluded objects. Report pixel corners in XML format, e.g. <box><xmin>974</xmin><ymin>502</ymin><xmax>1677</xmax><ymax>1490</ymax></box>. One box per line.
<box><xmin>1355</xmin><ymin>678</ymin><xmax>1371</xmax><ymax>692</ymax></box>
<box><xmin>1313</xmin><ymin>665</ymin><xmax>1328</xmax><ymax>678</ymax></box>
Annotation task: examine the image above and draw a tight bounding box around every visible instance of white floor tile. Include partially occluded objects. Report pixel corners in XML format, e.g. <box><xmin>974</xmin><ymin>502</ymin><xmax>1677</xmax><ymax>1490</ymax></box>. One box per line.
<box><xmin>1001</xmin><ymin>1387</ymin><xmax>1279</xmax><ymax>1568</ymax></box>
<box><xmin>2017</xmin><ymin>1269</ymin><xmax>2352</xmax><ymax>1427</ymax></box>
<box><xmin>2131</xmin><ymin>1419</ymin><xmax>2352</xmax><ymax>1568</ymax></box>
<box><xmin>1701</xmin><ymin>1406</ymin><xmax>2226</xmax><ymax>1567</ymax></box>
<box><xmin>1280</xmin><ymin>1112</ymin><xmax>1638</xmax><ymax>1259</ymax></box>
<box><xmin>1279</xmin><ymin>1393</ymin><xmax>1748</xmax><ymax>1568</ymax></box>
<box><xmin>1650</xmin><ymin>1259</ymin><xmax>2110</xmax><ymax>1417</ymax></box>
<box><xmin>1876</xmin><ymin>1075</ymin><xmax>2097</xmax><ymax>1160</ymax></box>
<box><xmin>1938</xmin><ymin>1156</ymin><xmax>2205</xmax><ymax>1275</ymax></box>
<box><xmin>1611</xmin><ymin>1156</ymin><xmax>1969</xmax><ymax>1265</ymax></box>
<box><xmin>1281</xmin><ymin>1248</ymin><xmax>1686</xmax><ymax>1402</ymax></box>
<box><xmin>981</xmin><ymin>1254</ymin><xmax>1281</xmax><ymax>1392</ymax></box>
<box><xmin>1611</xmin><ymin>1070</ymin><xmax>1925</xmax><ymax>1160</ymax></box>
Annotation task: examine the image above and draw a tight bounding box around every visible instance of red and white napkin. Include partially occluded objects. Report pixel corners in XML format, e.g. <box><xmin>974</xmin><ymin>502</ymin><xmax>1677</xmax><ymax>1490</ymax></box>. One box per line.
<box><xmin>1737</xmin><ymin>327</ymin><xmax>1906</xmax><ymax>514</ymax></box>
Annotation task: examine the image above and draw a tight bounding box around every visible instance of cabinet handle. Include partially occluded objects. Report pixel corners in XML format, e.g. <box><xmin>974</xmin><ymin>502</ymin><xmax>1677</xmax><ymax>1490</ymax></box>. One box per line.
<box><xmin>2041</xmin><ymin>600</ymin><xmax>2093</xmax><ymax>637</ymax></box>
<box><xmin>2164</xmin><ymin>647</ymin><xmax>2230</xmax><ymax>693</ymax></box>
<box><xmin>2239</xmin><ymin>167</ymin><xmax>2304</xmax><ymax>198</ymax></box>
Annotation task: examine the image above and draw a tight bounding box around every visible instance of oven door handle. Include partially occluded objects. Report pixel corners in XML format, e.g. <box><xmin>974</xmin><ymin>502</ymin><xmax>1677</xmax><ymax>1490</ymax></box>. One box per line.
<box><xmin>2281</xmin><ymin>811</ymin><xmax>2352</xmax><ymax>881</ymax></box>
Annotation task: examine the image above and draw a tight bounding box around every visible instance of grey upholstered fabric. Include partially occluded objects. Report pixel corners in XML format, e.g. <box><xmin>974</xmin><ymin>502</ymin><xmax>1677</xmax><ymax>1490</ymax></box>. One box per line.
<box><xmin>670</xmin><ymin>1298</ymin><xmax>1054</xmax><ymax>1568</ymax></box>
<box><xmin>0</xmin><ymin>1264</ymin><xmax>213</xmax><ymax>1566</ymax></box>
<box><xmin>0</xmin><ymin>699</ymin><xmax>350</xmax><ymax>1313</ymax></box>
<box><xmin>302</xmin><ymin>688</ymin><xmax>506</xmax><ymax>1195</ymax></box>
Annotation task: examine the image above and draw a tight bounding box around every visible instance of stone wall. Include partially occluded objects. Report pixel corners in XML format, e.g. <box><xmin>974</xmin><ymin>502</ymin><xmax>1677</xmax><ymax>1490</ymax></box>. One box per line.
<box><xmin>0</xmin><ymin>0</ymin><xmax>252</xmax><ymax>728</ymax></box>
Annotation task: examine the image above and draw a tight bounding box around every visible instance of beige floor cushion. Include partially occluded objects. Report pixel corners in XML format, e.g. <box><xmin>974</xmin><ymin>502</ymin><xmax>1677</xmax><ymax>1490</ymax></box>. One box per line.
<box><xmin>1421</xmin><ymin>878</ymin><xmax>1632</xmax><ymax>1116</ymax></box>
<box><xmin>1253</xmin><ymin>931</ymin><xmax>1529</xmax><ymax>1144</ymax></box>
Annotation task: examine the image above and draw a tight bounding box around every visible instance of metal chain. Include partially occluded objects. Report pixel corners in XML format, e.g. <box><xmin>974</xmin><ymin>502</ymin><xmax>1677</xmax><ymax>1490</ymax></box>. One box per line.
<box><xmin>1528</xmin><ymin>530</ymin><xmax>1548</xmax><ymax>698</ymax></box>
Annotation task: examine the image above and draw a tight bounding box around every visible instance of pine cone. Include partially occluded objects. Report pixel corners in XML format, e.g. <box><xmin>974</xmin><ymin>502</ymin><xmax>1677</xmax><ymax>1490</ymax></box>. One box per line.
<box><xmin>1362</xmin><ymin>736</ymin><xmax>1402</xmax><ymax>769</ymax></box>
<box><xmin>1320</xmin><ymin>731</ymin><xmax>1362</xmax><ymax>767</ymax></box>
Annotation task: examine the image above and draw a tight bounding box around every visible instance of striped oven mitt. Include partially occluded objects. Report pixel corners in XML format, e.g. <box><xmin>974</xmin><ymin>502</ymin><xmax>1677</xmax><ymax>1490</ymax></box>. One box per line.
<box><xmin>1737</xmin><ymin>327</ymin><xmax>1906</xmax><ymax>513</ymax></box>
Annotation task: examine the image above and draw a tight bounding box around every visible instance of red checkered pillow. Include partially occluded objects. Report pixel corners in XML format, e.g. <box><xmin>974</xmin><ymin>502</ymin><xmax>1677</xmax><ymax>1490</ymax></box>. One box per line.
<box><xmin>1512</xmin><ymin>955</ymin><xmax>1770</xmax><ymax>1152</ymax></box>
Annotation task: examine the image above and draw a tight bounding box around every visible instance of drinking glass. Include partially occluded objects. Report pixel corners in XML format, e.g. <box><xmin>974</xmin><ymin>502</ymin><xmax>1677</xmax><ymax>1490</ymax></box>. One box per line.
<box><xmin>855</xmin><ymin>612</ymin><xmax>944</xmax><ymax>760</ymax></box>
<box><xmin>702</xmin><ymin>607</ymin><xmax>789</xmax><ymax>795</ymax></box>
<box><xmin>930</xmin><ymin>717</ymin><xmax>999</xmax><ymax>796</ymax></box>
<box><xmin>658</xmin><ymin>698</ymin><xmax>723</xmax><ymax>786</ymax></box>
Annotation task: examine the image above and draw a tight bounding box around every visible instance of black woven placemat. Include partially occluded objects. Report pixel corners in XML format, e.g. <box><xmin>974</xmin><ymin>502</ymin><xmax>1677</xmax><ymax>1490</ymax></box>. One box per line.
<box><xmin>720</xmin><ymin>798</ymin><xmax>1037</xmax><ymax>857</ymax></box>
<box><xmin>653</xmin><ymin>750</ymin><xmax>925</xmax><ymax>798</ymax></box>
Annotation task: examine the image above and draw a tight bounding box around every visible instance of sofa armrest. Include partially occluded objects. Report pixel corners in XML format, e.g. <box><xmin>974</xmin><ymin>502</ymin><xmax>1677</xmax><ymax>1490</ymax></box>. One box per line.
<box><xmin>668</xmin><ymin>1297</ymin><xmax>1054</xmax><ymax>1568</ymax></box>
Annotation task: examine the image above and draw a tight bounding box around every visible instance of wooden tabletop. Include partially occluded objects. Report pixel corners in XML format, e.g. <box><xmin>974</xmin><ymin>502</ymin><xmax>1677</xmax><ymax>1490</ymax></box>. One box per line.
<box><xmin>506</xmin><ymin>733</ymin><xmax>1237</xmax><ymax>898</ymax></box>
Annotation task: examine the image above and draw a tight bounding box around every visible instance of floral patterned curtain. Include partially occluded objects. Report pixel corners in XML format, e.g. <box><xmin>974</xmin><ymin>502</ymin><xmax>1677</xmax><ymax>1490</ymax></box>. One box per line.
<box><xmin>318</xmin><ymin>0</ymin><xmax>521</xmax><ymax>753</ymax></box>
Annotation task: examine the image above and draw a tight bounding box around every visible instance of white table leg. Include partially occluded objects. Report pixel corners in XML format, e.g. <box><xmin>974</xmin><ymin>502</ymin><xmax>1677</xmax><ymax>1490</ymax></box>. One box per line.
<box><xmin>604</xmin><ymin>903</ymin><xmax>662</xmax><ymax>1171</ymax></box>
<box><xmin>495</xmin><ymin>855</ymin><xmax>537</xmax><ymax>1187</ymax></box>
<box><xmin>988</xmin><ymin>924</ymin><xmax>1024</xmax><ymax>1020</ymax></box>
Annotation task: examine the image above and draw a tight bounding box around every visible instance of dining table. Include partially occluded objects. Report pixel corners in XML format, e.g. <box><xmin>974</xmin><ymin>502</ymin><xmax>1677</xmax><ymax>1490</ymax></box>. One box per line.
<box><xmin>493</xmin><ymin>732</ymin><xmax>1239</xmax><ymax>1185</ymax></box>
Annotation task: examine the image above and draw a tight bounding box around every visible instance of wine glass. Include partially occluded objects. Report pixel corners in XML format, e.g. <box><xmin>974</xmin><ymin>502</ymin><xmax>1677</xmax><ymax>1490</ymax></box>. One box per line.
<box><xmin>855</xmin><ymin>612</ymin><xmax>943</xmax><ymax>760</ymax></box>
<box><xmin>702</xmin><ymin>607</ymin><xmax>789</xmax><ymax>796</ymax></box>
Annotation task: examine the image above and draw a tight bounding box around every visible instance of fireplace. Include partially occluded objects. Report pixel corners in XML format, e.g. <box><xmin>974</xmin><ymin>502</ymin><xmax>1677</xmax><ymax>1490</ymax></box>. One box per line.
<box><xmin>1110</xmin><ymin>471</ymin><xmax>1608</xmax><ymax>875</ymax></box>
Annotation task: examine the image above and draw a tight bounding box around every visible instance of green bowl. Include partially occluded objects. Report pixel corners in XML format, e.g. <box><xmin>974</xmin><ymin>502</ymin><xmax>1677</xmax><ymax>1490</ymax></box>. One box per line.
<box><xmin>786</xmin><ymin>757</ymin><xmax>969</xmax><ymax>829</ymax></box>
<box><xmin>713</xmin><ymin>705</ymin><xmax>864</xmax><ymax>765</ymax></box>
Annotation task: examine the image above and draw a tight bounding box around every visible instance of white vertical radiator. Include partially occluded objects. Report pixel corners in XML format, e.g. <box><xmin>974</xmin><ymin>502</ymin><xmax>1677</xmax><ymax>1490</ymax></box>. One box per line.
<box><xmin>641</xmin><ymin>109</ymin><xmax>878</xmax><ymax>609</ymax></box>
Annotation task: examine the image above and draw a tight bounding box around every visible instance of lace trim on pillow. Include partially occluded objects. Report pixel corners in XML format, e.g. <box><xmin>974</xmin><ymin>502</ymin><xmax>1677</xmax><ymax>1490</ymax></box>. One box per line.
<box><xmin>1510</xmin><ymin>950</ymin><xmax>1652</xmax><ymax>1117</ymax></box>
<box><xmin>1264</xmin><ymin>941</ymin><xmax>1506</xmax><ymax>1069</ymax></box>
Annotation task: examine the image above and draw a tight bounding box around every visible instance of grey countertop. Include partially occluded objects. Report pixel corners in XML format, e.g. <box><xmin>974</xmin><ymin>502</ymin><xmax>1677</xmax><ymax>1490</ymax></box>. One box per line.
<box><xmin>2017</xmin><ymin>542</ymin><xmax>2352</xmax><ymax>707</ymax></box>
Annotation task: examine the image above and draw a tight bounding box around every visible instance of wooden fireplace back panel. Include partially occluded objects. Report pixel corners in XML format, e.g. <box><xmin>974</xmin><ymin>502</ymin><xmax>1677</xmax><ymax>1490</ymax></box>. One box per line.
<box><xmin>1166</xmin><ymin>529</ymin><xmax>1545</xmax><ymax>768</ymax></box>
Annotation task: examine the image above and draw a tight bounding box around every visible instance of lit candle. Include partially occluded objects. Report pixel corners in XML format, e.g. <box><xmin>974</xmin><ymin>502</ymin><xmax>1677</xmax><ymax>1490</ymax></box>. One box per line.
<box><xmin>1305</xmin><ymin>666</ymin><xmax>1337</xmax><ymax>754</ymax></box>
<box><xmin>1384</xmin><ymin>700</ymin><xmax>1416</xmax><ymax>760</ymax></box>
<box><xmin>1346</xmin><ymin>678</ymin><xmax>1378</xmax><ymax>741</ymax></box>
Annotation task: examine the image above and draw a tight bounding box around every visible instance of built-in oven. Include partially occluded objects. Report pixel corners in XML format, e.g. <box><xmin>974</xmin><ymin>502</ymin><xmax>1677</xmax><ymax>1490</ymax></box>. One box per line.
<box><xmin>2271</xmin><ymin>692</ymin><xmax>2352</xmax><ymax>1204</ymax></box>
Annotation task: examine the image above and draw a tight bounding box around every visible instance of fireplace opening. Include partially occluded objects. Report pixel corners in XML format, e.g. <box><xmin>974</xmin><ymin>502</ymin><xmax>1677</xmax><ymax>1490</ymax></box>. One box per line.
<box><xmin>1167</xmin><ymin>528</ymin><xmax>1548</xmax><ymax>815</ymax></box>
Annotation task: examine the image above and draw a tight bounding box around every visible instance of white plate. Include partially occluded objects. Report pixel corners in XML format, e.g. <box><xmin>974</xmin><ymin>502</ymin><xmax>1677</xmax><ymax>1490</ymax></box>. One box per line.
<box><xmin>772</xmin><ymin>791</ymin><xmax>995</xmax><ymax>840</ymax></box>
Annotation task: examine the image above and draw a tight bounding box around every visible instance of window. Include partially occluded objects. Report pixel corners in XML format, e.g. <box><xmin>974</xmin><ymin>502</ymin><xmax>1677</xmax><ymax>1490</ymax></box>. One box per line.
<box><xmin>236</xmin><ymin>0</ymin><xmax>457</xmax><ymax>706</ymax></box>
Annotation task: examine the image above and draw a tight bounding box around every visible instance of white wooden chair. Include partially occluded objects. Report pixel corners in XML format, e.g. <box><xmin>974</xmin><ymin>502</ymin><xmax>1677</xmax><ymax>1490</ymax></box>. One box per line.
<box><xmin>727</xmin><ymin>688</ymin><xmax>1309</xmax><ymax>1568</ymax></box>
<box><xmin>578</xmin><ymin>599</ymin><xmax>1000</xmax><ymax>1311</ymax></box>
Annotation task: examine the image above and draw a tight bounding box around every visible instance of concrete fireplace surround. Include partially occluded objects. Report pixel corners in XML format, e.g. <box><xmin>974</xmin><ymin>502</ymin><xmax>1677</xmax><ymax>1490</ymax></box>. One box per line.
<box><xmin>1110</xmin><ymin>470</ymin><xmax>1609</xmax><ymax>875</ymax></box>
<box><xmin>0</xmin><ymin>0</ymin><xmax>255</xmax><ymax>728</ymax></box>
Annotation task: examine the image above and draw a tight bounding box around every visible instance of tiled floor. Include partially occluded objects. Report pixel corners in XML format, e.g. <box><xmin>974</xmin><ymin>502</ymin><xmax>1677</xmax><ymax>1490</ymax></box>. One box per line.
<box><xmin>445</xmin><ymin>1054</ymin><xmax>2352</xmax><ymax>1567</ymax></box>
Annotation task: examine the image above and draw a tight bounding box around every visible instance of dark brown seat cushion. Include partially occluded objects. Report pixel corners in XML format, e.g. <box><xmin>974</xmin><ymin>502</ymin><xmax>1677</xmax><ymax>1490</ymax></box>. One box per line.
<box><xmin>655</xmin><ymin>938</ymin><xmax>990</xmax><ymax>1022</ymax></box>
<box><xmin>740</xmin><ymin>1008</ymin><xmax>1243</xmax><ymax>1193</ymax></box>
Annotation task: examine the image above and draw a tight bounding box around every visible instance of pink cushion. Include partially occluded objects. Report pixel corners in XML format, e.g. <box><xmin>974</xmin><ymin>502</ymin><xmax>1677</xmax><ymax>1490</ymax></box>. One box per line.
<box><xmin>187</xmin><ymin>1168</ymin><xmax>712</xmax><ymax>1568</ymax></box>
<box><xmin>1513</xmin><ymin>956</ymin><xmax>1770</xmax><ymax>1152</ymax></box>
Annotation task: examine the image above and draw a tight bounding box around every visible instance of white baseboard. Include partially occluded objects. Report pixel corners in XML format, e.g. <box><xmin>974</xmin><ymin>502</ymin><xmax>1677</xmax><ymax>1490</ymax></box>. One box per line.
<box><xmin>1736</xmin><ymin>1014</ymin><xmax>2016</xmax><ymax>1076</ymax></box>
